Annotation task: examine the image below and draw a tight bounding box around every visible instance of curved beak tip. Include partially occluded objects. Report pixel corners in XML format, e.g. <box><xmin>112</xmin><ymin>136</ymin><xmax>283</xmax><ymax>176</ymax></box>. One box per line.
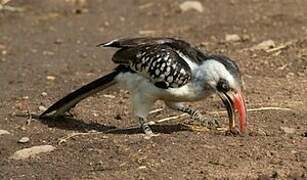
<box><xmin>219</xmin><ymin>91</ymin><xmax>247</xmax><ymax>134</ymax></box>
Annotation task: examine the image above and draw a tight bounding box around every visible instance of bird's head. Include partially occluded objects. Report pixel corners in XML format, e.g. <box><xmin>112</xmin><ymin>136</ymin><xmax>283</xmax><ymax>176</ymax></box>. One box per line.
<box><xmin>198</xmin><ymin>55</ymin><xmax>247</xmax><ymax>133</ymax></box>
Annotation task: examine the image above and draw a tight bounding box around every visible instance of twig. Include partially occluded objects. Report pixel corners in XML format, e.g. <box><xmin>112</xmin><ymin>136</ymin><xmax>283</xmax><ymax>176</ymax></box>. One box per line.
<box><xmin>153</xmin><ymin>106</ymin><xmax>294</xmax><ymax>124</ymax></box>
<box><xmin>248</xmin><ymin>106</ymin><xmax>293</xmax><ymax>112</ymax></box>
<box><xmin>139</xmin><ymin>30</ymin><xmax>156</xmax><ymax>35</ymax></box>
<box><xmin>0</xmin><ymin>4</ymin><xmax>24</xmax><ymax>12</ymax></box>
<box><xmin>207</xmin><ymin>106</ymin><xmax>294</xmax><ymax>115</ymax></box>
<box><xmin>277</xmin><ymin>64</ymin><xmax>288</xmax><ymax>70</ymax></box>
<box><xmin>102</xmin><ymin>94</ymin><xmax>116</xmax><ymax>99</ymax></box>
<box><xmin>265</xmin><ymin>41</ymin><xmax>293</xmax><ymax>53</ymax></box>
<box><xmin>58</xmin><ymin>131</ymin><xmax>108</xmax><ymax>144</ymax></box>
<box><xmin>152</xmin><ymin>113</ymin><xmax>188</xmax><ymax>124</ymax></box>
<box><xmin>265</xmin><ymin>45</ymin><xmax>287</xmax><ymax>53</ymax></box>
<box><xmin>183</xmin><ymin>124</ymin><xmax>209</xmax><ymax>132</ymax></box>
<box><xmin>138</xmin><ymin>2</ymin><xmax>154</xmax><ymax>9</ymax></box>
<box><xmin>149</xmin><ymin>108</ymin><xmax>164</xmax><ymax>114</ymax></box>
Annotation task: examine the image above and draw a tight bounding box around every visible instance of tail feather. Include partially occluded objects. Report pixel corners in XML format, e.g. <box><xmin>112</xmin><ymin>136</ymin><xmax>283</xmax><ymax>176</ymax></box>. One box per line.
<box><xmin>40</xmin><ymin>70</ymin><xmax>120</xmax><ymax>118</ymax></box>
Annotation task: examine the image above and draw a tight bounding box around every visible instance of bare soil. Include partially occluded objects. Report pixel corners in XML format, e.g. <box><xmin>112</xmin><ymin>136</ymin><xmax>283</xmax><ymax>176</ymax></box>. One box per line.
<box><xmin>0</xmin><ymin>0</ymin><xmax>307</xmax><ymax>179</ymax></box>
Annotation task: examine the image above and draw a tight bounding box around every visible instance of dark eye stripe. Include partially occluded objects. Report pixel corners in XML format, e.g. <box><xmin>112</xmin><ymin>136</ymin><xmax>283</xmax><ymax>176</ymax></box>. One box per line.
<box><xmin>217</xmin><ymin>78</ymin><xmax>230</xmax><ymax>92</ymax></box>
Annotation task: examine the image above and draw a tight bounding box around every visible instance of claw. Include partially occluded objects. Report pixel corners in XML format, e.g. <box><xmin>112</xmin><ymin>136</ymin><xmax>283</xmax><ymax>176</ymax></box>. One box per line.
<box><xmin>143</xmin><ymin>133</ymin><xmax>160</xmax><ymax>139</ymax></box>
<box><xmin>200</xmin><ymin>118</ymin><xmax>220</xmax><ymax>129</ymax></box>
<box><xmin>225</xmin><ymin>127</ymin><xmax>241</xmax><ymax>136</ymax></box>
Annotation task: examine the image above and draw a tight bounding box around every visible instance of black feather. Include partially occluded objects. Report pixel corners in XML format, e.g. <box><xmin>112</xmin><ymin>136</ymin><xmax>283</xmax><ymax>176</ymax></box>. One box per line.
<box><xmin>40</xmin><ymin>66</ymin><xmax>130</xmax><ymax>118</ymax></box>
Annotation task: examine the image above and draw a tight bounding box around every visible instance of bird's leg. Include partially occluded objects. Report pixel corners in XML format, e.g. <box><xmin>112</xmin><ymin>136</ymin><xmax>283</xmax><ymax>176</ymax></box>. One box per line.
<box><xmin>133</xmin><ymin>93</ymin><xmax>158</xmax><ymax>139</ymax></box>
<box><xmin>138</xmin><ymin>117</ymin><xmax>155</xmax><ymax>136</ymax></box>
<box><xmin>165</xmin><ymin>102</ymin><xmax>220</xmax><ymax>129</ymax></box>
<box><xmin>138</xmin><ymin>117</ymin><xmax>159</xmax><ymax>139</ymax></box>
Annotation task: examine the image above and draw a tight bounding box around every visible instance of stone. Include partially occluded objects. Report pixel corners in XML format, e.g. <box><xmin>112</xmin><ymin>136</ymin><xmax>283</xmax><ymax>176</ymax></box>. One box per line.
<box><xmin>179</xmin><ymin>1</ymin><xmax>204</xmax><ymax>13</ymax></box>
<box><xmin>10</xmin><ymin>145</ymin><xmax>56</xmax><ymax>160</ymax></box>
<box><xmin>137</xmin><ymin>166</ymin><xmax>147</xmax><ymax>170</ymax></box>
<box><xmin>252</xmin><ymin>40</ymin><xmax>275</xmax><ymax>50</ymax></box>
<box><xmin>38</xmin><ymin>105</ymin><xmax>47</xmax><ymax>111</ymax></box>
<box><xmin>225</xmin><ymin>34</ymin><xmax>241</xmax><ymax>42</ymax></box>
<box><xmin>280</xmin><ymin>126</ymin><xmax>296</xmax><ymax>134</ymax></box>
<box><xmin>46</xmin><ymin>76</ymin><xmax>56</xmax><ymax>81</ymax></box>
<box><xmin>0</xmin><ymin>129</ymin><xmax>10</xmax><ymax>135</ymax></box>
<box><xmin>18</xmin><ymin>137</ymin><xmax>30</xmax><ymax>143</ymax></box>
<box><xmin>41</xmin><ymin>92</ymin><xmax>48</xmax><ymax>96</ymax></box>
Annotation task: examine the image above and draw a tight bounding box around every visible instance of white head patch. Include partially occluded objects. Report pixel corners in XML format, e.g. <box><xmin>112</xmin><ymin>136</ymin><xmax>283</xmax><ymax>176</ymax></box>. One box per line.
<box><xmin>195</xmin><ymin>60</ymin><xmax>238</xmax><ymax>89</ymax></box>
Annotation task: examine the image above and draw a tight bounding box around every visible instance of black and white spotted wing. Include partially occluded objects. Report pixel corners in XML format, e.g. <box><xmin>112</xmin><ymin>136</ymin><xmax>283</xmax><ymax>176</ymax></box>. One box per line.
<box><xmin>97</xmin><ymin>37</ymin><xmax>201</xmax><ymax>88</ymax></box>
<box><xmin>114</xmin><ymin>45</ymin><xmax>192</xmax><ymax>89</ymax></box>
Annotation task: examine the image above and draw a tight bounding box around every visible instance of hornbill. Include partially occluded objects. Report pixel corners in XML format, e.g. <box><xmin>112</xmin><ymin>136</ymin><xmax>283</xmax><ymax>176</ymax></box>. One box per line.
<box><xmin>40</xmin><ymin>37</ymin><xmax>247</xmax><ymax>137</ymax></box>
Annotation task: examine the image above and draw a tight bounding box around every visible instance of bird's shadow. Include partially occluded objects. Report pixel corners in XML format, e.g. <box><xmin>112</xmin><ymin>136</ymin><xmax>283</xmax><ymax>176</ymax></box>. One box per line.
<box><xmin>16</xmin><ymin>113</ymin><xmax>192</xmax><ymax>135</ymax></box>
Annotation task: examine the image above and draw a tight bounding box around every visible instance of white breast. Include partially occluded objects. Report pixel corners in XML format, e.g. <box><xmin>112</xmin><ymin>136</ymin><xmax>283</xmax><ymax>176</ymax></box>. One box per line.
<box><xmin>115</xmin><ymin>72</ymin><xmax>209</xmax><ymax>102</ymax></box>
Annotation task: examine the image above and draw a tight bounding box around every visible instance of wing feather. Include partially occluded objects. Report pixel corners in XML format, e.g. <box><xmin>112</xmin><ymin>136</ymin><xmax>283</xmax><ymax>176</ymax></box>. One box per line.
<box><xmin>97</xmin><ymin>37</ymin><xmax>210</xmax><ymax>88</ymax></box>
<box><xmin>113</xmin><ymin>44</ymin><xmax>192</xmax><ymax>88</ymax></box>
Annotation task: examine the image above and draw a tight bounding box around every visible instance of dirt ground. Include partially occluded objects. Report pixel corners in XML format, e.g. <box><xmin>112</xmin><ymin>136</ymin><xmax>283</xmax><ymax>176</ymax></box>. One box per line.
<box><xmin>0</xmin><ymin>0</ymin><xmax>307</xmax><ymax>179</ymax></box>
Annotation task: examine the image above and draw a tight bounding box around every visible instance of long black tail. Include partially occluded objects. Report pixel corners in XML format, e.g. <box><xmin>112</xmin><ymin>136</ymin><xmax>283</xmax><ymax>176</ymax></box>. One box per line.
<box><xmin>40</xmin><ymin>70</ymin><xmax>121</xmax><ymax>118</ymax></box>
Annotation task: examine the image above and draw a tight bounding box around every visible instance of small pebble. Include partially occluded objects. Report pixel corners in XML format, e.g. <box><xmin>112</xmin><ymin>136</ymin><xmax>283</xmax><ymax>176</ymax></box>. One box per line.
<box><xmin>31</xmin><ymin>49</ymin><xmax>38</xmax><ymax>53</ymax></box>
<box><xmin>280</xmin><ymin>126</ymin><xmax>296</xmax><ymax>134</ymax></box>
<box><xmin>242</xmin><ymin>34</ymin><xmax>250</xmax><ymax>41</ymax></box>
<box><xmin>137</xmin><ymin>166</ymin><xmax>147</xmax><ymax>170</ymax></box>
<box><xmin>139</xmin><ymin>30</ymin><xmax>156</xmax><ymax>35</ymax></box>
<box><xmin>257</xmin><ymin>128</ymin><xmax>267</xmax><ymax>136</ymax></box>
<box><xmin>10</xmin><ymin>145</ymin><xmax>56</xmax><ymax>160</ymax></box>
<box><xmin>38</xmin><ymin>105</ymin><xmax>47</xmax><ymax>111</ymax></box>
<box><xmin>20</xmin><ymin>126</ymin><xmax>26</xmax><ymax>131</ymax></box>
<box><xmin>46</xmin><ymin>76</ymin><xmax>56</xmax><ymax>81</ymax></box>
<box><xmin>103</xmin><ymin>94</ymin><xmax>116</xmax><ymax>98</ymax></box>
<box><xmin>66</xmin><ymin>0</ymin><xmax>87</xmax><ymax>6</ymax></box>
<box><xmin>102</xmin><ymin>135</ymin><xmax>108</xmax><ymax>139</ymax></box>
<box><xmin>225</xmin><ymin>34</ymin><xmax>241</xmax><ymax>42</ymax></box>
<box><xmin>43</xmin><ymin>51</ymin><xmax>55</xmax><ymax>56</ymax></box>
<box><xmin>41</xmin><ymin>92</ymin><xmax>48</xmax><ymax>96</ymax></box>
<box><xmin>119</xmin><ymin>16</ymin><xmax>125</xmax><ymax>21</ymax></box>
<box><xmin>92</xmin><ymin>112</ymin><xmax>99</xmax><ymax>117</ymax></box>
<box><xmin>18</xmin><ymin>137</ymin><xmax>30</xmax><ymax>143</ymax></box>
<box><xmin>80</xmin><ymin>53</ymin><xmax>87</xmax><ymax>58</ymax></box>
<box><xmin>251</xmin><ymin>40</ymin><xmax>275</xmax><ymax>50</ymax></box>
<box><xmin>179</xmin><ymin>1</ymin><xmax>204</xmax><ymax>13</ymax></box>
<box><xmin>22</xmin><ymin>96</ymin><xmax>29</xmax><ymax>100</ymax></box>
<box><xmin>54</xmin><ymin>38</ymin><xmax>63</xmax><ymax>44</ymax></box>
<box><xmin>0</xmin><ymin>129</ymin><xmax>10</xmax><ymax>135</ymax></box>
<box><xmin>104</xmin><ymin>21</ymin><xmax>110</xmax><ymax>27</ymax></box>
<box><xmin>88</xmin><ymin>130</ymin><xmax>98</xmax><ymax>133</ymax></box>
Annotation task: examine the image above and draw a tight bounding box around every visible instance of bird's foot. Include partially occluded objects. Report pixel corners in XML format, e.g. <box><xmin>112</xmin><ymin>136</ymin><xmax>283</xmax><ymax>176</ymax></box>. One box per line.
<box><xmin>143</xmin><ymin>132</ymin><xmax>160</xmax><ymax>139</ymax></box>
<box><xmin>141</xmin><ymin>123</ymin><xmax>159</xmax><ymax>139</ymax></box>
<box><xmin>225</xmin><ymin>128</ymin><xmax>241</xmax><ymax>136</ymax></box>
<box><xmin>197</xmin><ymin>117</ymin><xmax>221</xmax><ymax>129</ymax></box>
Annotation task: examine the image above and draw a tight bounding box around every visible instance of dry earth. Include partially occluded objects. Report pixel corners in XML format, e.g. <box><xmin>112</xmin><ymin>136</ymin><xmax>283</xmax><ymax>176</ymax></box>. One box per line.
<box><xmin>0</xmin><ymin>0</ymin><xmax>307</xmax><ymax>179</ymax></box>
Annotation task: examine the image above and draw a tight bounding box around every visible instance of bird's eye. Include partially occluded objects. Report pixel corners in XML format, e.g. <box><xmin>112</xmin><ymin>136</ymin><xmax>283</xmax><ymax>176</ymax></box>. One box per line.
<box><xmin>217</xmin><ymin>79</ymin><xmax>230</xmax><ymax>92</ymax></box>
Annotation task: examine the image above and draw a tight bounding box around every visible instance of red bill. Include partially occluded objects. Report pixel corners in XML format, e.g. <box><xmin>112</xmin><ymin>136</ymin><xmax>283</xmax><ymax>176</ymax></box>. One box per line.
<box><xmin>218</xmin><ymin>91</ymin><xmax>247</xmax><ymax>133</ymax></box>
